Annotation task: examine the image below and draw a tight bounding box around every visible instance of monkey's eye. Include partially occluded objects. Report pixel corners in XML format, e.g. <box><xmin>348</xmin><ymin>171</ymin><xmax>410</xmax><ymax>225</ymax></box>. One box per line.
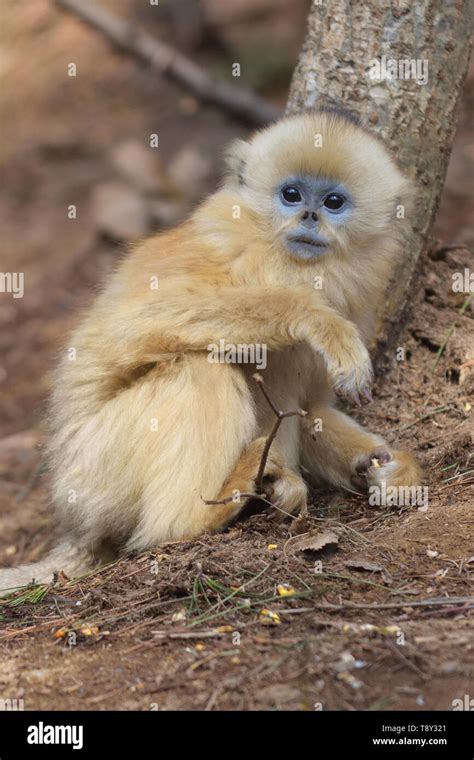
<box><xmin>323</xmin><ymin>193</ymin><xmax>345</xmax><ymax>211</ymax></box>
<box><xmin>281</xmin><ymin>186</ymin><xmax>303</xmax><ymax>204</ymax></box>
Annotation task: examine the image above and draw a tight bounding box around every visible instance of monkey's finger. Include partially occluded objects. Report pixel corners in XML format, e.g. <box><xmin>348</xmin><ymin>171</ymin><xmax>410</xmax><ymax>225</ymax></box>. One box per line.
<box><xmin>354</xmin><ymin>448</ymin><xmax>393</xmax><ymax>476</ymax></box>
<box><xmin>334</xmin><ymin>385</ymin><xmax>361</xmax><ymax>407</ymax></box>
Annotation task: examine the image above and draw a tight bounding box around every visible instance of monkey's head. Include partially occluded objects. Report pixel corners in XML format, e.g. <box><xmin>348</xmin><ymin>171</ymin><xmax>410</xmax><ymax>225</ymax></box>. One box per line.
<box><xmin>226</xmin><ymin>109</ymin><xmax>411</xmax><ymax>263</ymax></box>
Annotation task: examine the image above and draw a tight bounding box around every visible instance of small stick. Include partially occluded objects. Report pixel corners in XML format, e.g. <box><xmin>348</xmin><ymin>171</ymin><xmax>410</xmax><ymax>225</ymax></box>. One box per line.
<box><xmin>386</xmin><ymin>638</ymin><xmax>428</xmax><ymax>680</ymax></box>
<box><xmin>253</xmin><ymin>373</ymin><xmax>307</xmax><ymax>494</ymax></box>
<box><xmin>151</xmin><ymin>629</ymin><xmax>232</xmax><ymax>640</ymax></box>
<box><xmin>398</xmin><ymin>405</ymin><xmax>453</xmax><ymax>431</ymax></box>
<box><xmin>315</xmin><ymin>596</ymin><xmax>474</xmax><ymax>612</ymax></box>
<box><xmin>204</xmin><ymin>375</ymin><xmax>306</xmax><ymax>510</ymax></box>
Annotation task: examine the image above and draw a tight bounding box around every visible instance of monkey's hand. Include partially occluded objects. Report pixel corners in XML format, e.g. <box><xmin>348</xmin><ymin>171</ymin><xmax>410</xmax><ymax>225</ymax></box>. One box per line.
<box><xmin>103</xmin><ymin>284</ymin><xmax>373</xmax><ymax>404</ymax></box>
<box><xmin>310</xmin><ymin>317</ymin><xmax>373</xmax><ymax>406</ymax></box>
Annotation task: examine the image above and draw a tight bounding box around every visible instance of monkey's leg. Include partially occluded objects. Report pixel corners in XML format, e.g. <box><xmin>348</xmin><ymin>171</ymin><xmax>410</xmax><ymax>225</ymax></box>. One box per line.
<box><xmin>300</xmin><ymin>405</ymin><xmax>421</xmax><ymax>500</ymax></box>
<box><xmin>128</xmin><ymin>430</ymin><xmax>307</xmax><ymax>549</ymax></box>
<box><xmin>203</xmin><ymin>436</ymin><xmax>308</xmax><ymax>531</ymax></box>
<box><xmin>121</xmin><ymin>357</ymin><xmax>263</xmax><ymax>550</ymax></box>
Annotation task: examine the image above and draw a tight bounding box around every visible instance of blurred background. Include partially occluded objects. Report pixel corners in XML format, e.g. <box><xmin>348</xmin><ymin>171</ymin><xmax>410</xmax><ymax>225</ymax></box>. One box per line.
<box><xmin>0</xmin><ymin>0</ymin><xmax>472</xmax><ymax>441</ymax></box>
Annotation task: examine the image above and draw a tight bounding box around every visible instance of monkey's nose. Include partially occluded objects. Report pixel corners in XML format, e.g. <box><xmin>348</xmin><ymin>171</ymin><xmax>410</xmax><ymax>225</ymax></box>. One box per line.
<box><xmin>301</xmin><ymin>210</ymin><xmax>318</xmax><ymax>228</ymax></box>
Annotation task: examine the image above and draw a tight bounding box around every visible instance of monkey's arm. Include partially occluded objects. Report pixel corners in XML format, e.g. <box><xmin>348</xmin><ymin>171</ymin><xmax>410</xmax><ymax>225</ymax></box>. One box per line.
<box><xmin>105</xmin><ymin>285</ymin><xmax>373</xmax><ymax>404</ymax></box>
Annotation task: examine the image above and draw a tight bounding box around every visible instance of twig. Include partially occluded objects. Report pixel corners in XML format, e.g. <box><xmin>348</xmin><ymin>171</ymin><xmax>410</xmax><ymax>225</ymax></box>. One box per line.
<box><xmin>204</xmin><ymin>376</ymin><xmax>306</xmax><ymax>511</ymax></box>
<box><xmin>205</xmin><ymin>687</ymin><xmax>222</xmax><ymax>712</ymax></box>
<box><xmin>386</xmin><ymin>638</ymin><xmax>428</xmax><ymax>680</ymax></box>
<box><xmin>151</xmin><ymin>628</ymin><xmax>232</xmax><ymax>640</ymax></box>
<box><xmin>55</xmin><ymin>0</ymin><xmax>280</xmax><ymax>126</ymax></box>
<box><xmin>442</xmin><ymin>467</ymin><xmax>474</xmax><ymax>484</ymax></box>
<box><xmin>253</xmin><ymin>373</ymin><xmax>307</xmax><ymax>493</ymax></box>
<box><xmin>315</xmin><ymin>596</ymin><xmax>474</xmax><ymax>612</ymax></box>
<box><xmin>417</xmin><ymin>604</ymin><xmax>474</xmax><ymax>618</ymax></box>
<box><xmin>398</xmin><ymin>405</ymin><xmax>453</xmax><ymax>431</ymax></box>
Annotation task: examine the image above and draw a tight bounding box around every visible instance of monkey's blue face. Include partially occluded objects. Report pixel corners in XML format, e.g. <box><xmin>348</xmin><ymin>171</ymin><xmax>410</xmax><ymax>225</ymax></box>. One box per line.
<box><xmin>273</xmin><ymin>176</ymin><xmax>353</xmax><ymax>261</ymax></box>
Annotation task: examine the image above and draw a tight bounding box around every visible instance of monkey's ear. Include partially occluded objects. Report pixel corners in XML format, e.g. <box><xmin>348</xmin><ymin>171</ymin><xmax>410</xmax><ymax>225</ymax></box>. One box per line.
<box><xmin>225</xmin><ymin>139</ymin><xmax>251</xmax><ymax>186</ymax></box>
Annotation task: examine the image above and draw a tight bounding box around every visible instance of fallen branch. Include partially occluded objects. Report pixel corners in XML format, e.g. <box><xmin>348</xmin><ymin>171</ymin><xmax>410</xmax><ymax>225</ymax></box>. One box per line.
<box><xmin>316</xmin><ymin>596</ymin><xmax>474</xmax><ymax>612</ymax></box>
<box><xmin>386</xmin><ymin>638</ymin><xmax>428</xmax><ymax>680</ymax></box>
<box><xmin>55</xmin><ymin>0</ymin><xmax>280</xmax><ymax>126</ymax></box>
<box><xmin>398</xmin><ymin>405</ymin><xmax>454</xmax><ymax>432</ymax></box>
<box><xmin>151</xmin><ymin>628</ymin><xmax>231</xmax><ymax>640</ymax></box>
<box><xmin>204</xmin><ymin>375</ymin><xmax>307</xmax><ymax>512</ymax></box>
<box><xmin>253</xmin><ymin>373</ymin><xmax>307</xmax><ymax>493</ymax></box>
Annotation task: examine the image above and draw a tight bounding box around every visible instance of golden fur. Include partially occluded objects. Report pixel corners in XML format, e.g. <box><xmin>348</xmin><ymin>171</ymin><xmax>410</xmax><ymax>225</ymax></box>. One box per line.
<box><xmin>0</xmin><ymin>111</ymin><xmax>421</xmax><ymax>593</ymax></box>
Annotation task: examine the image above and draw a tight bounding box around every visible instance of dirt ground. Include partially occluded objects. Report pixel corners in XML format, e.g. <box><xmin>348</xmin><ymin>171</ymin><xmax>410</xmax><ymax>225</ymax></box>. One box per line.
<box><xmin>0</xmin><ymin>1</ymin><xmax>473</xmax><ymax>711</ymax></box>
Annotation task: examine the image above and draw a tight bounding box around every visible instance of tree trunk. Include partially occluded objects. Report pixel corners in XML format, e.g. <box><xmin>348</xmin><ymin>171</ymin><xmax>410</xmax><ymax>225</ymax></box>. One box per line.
<box><xmin>286</xmin><ymin>0</ymin><xmax>472</xmax><ymax>360</ymax></box>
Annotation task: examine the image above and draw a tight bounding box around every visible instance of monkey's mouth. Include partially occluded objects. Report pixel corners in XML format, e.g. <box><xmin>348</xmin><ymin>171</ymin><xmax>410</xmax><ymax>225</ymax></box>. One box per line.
<box><xmin>286</xmin><ymin>234</ymin><xmax>329</xmax><ymax>258</ymax></box>
<box><xmin>291</xmin><ymin>237</ymin><xmax>327</xmax><ymax>247</ymax></box>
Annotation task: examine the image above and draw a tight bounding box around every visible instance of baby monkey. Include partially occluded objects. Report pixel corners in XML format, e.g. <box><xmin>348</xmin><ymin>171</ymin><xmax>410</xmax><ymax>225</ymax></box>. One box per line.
<box><xmin>0</xmin><ymin>109</ymin><xmax>421</xmax><ymax>592</ymax></box>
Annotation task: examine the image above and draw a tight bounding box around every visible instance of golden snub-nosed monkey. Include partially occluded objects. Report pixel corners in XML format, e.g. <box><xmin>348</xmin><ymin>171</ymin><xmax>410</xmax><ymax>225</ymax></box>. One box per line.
<box><xmin>0</xmin><ymin>109</ymin><xmax>421</xmax><ymax>594</ymax></box>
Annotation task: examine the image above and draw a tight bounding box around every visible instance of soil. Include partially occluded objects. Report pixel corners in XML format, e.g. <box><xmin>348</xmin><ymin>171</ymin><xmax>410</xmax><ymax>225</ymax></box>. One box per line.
<box><xmin>0</xmin><ymin>0</ymin><xmax>472</xmax><ymax>712</ymax></box>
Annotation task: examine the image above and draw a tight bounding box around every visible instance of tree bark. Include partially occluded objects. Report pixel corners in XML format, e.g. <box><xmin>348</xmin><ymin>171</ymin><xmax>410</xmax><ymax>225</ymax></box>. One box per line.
<box><xmin>286</xmin><ymin>0</ymin><xmax>472</xmax><ymax>360</ymax></box>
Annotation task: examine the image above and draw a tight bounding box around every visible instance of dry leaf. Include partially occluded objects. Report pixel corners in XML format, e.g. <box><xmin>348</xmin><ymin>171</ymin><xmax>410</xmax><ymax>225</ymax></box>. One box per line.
<box><xmin>56</xmin><ymin>569</ymin><xmax>70</xmax><ymax>585</ymax></box>
<box><xmin>285</xmin><ymin>530</ymin><xmax>339</xmax><ymax>555</ymax></box>
<box><xmin>344</xmin><ymin>558</ymin><xmax>383</xmax><ymax>573</ymax></box>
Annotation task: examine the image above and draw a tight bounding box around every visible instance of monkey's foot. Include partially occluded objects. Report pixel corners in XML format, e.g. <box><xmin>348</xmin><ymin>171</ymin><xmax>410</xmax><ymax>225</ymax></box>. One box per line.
<box><xmin>351</xmin><ymin>447</ymin><xmax>422</xmax><ymax>506</ymax></box>
<box><xmin>263</xmin><ymin>468</ymin><xmax>308</xmax><ymax>521</ymax></box>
